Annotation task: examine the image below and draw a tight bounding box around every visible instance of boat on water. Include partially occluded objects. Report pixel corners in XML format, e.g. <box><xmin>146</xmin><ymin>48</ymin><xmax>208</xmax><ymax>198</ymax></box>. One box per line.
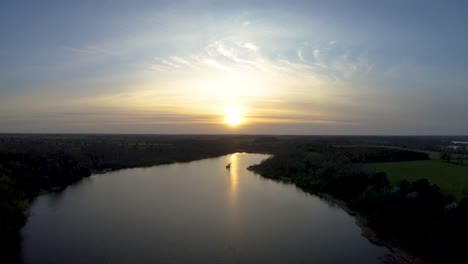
<box><xmin>226</xmin><ymin>163</ymin><xmax>231</xmax><ymax>169</ymax></box>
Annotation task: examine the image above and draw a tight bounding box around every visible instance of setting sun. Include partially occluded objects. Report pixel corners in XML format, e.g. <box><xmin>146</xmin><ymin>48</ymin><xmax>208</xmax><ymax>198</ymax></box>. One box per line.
<box><xmin>224</xmin><ymin>106</ymin><xmax>243</xmax><ymax>126</ymax></box>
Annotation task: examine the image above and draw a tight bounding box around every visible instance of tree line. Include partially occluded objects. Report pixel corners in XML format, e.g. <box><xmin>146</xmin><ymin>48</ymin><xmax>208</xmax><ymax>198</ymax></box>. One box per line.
<box><xmin>249</xmin><ymin>145</ymin><xmax>468</xmax><ymax>263</ymax></box>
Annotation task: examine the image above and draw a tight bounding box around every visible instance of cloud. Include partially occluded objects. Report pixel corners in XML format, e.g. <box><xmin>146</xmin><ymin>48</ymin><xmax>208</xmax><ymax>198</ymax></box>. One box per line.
<box><xmin>152</xmin><ymin>38</ymin><xmax>372</xmax><ymax>80</ymax></box>
<box><xmin>313</xmin><ymin>49</ymin><xmax>320</xmax><ymax>59</ymax></box>
<box><xmin>201</xmin><ymin>58</ymin><xmax>233</xmax><ymax>72</ymax></box>
<box><xmin>243</xmin><ymin>42</ymin><xmax>258</xmax><ymax>52</ymax></box>
<box><xmin>297</xmin><ymin>49</ymin><xmax>305</xmax><ymax>62</ymax></box>
<box><xmin>170</xmin><ymin>56</ymin><xmax>193</xmax><ymax>67</ymax></box>
<box><xmin>216</xmin><ymin>43</ymin><xmax>235</xmax><ymax>58</ymax></box>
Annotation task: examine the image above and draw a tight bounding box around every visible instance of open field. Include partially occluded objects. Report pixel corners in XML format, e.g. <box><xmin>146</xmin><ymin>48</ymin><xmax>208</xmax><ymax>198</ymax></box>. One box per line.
<box><xmin>376</xmin><ymin>146</ymin><xmax>441</xmax><ymax>161</ymax></box>
<box><xmin>365</xmin><ymin>160</ymin><xmax>468</xmax><ymax>201</ymax></box>
<box><xmin>335</xmin><ymin>144</ymin><xmax>442</xmax><ymax>160</ymax></box>
<box><xmin>364</xmin><ymin>145</ymin><xmax>468</xmax><ymax>164</ymax></box>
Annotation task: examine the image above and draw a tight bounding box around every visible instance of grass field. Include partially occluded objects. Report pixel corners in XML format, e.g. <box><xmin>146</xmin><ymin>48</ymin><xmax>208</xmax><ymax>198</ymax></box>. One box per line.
<box><xmin>365</xmin><ymin>160</ymin><xmax>468</xmax><ymax>201</ymax></box>
<box><xmin>369</xmin><ymin>145</ymin><xmax>442</xmax><ymax>160</ymax></box>
<box><xmin>335</xmin><ymin>144</ymin><xmax>442</xmax><ymax>160</ymax></box>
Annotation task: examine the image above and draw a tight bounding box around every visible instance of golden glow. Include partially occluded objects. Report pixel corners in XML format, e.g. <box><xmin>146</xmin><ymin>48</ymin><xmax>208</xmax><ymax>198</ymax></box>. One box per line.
<box><xmin>227</xmin><ymin>153</ymin><xmax>240</xmax><ymax>235</ymax></box>
<box><xmin>229</xmin><ymin>153</ymin><xmax>238</xmax><ymax>192</ymax></box>
<box><xmin>224</xmin><ymin>106</ymin><xmax>244</xmax><ymax>126</ymax></box>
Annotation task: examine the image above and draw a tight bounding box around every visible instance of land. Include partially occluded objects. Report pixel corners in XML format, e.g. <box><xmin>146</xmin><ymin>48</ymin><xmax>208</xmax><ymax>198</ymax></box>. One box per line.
<box><xmin>248</xmin><ymin>139</ymin><xmax>468</xmax><ymax>264</ymax></box>
<box><xmin>1</xmin><ymin>134</ymin><xmax>468</xmax><ymax>263</ymax></box>
<box><xmin>366</xmin><ymin>160</ymin><xmax>468</xmax><ymax>201</ymax></box>
<box><xmin>337</xmin><ymin>144</ymin><xmax>468</xmax><ymax>200</ymax></box>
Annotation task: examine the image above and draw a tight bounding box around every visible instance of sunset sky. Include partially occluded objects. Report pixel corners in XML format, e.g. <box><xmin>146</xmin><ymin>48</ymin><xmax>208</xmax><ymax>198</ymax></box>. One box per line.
<box><xmin>1</xmin><ymin>1</ymin><xmax>467</xmax><ymax>134</ymax></box>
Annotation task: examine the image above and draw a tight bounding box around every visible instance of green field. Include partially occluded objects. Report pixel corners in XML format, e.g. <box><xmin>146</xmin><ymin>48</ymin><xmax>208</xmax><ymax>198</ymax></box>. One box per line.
<box><xmin>365</xmin><ymin>160</ymin><xmax>468</xmax><ymax>201</ymax></box>
<box><xmin>368</xmin><ymin>145</ymin><xmax>441</xmax><ymax>160</ymax></box>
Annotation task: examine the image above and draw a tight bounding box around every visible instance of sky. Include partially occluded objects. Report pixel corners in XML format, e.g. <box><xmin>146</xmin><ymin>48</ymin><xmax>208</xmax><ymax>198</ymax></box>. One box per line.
<box><xmin>1</xmin><ymin>0</ymin><xmax>467</xmax><ymax>135</ymax></box>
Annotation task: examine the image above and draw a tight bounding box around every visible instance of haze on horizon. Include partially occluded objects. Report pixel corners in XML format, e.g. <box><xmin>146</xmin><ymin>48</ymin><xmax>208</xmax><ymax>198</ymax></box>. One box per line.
<box><xmin>1</xmin><ymin>1</ymin><xmax>467</xmax><ymax>135</ymax></box>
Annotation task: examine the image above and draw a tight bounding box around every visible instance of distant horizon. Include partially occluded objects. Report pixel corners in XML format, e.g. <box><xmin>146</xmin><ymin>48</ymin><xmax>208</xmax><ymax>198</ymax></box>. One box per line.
<box><xmin>1</xmin><ymin>132</ymin><xmax>467</xmax><ymax>137</ymax></box>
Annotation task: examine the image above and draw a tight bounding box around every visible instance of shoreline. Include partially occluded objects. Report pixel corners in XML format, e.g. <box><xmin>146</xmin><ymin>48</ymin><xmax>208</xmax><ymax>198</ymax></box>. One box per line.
<box><xmin>315</xmin><ymin>193</ymin><xmax>422</xmax><ymax>264</ymax></box>
<box><xmin>248</xmin><ymin>167</ymin><xmax>423</xmax><ymax>264</ymax></box>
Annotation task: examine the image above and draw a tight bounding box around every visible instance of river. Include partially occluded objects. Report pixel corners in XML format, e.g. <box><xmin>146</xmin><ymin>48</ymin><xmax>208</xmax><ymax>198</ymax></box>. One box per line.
<box><xmin>21</xmin><ymin>153</ymin><xmax>389</xmax><ymax>263</ymax></box>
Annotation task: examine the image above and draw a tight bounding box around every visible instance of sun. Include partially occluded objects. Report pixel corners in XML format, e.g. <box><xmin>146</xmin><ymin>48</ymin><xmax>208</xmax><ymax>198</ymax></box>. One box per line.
<box><xmin>224</xmin><ymin>106</ymin><xmax>243</xmax><ymax>126</ymax></box>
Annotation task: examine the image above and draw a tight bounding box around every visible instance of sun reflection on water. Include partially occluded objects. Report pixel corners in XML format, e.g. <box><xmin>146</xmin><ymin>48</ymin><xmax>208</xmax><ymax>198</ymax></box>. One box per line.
<box><xmin>227</xmin><ymin>152</ymin><xmax>241</xmax><ymax>246</ymax></box>
<box><xmin>229</xmin><ymin>153</ymin><xmax>239</xmax><ymax>193</ymax></box>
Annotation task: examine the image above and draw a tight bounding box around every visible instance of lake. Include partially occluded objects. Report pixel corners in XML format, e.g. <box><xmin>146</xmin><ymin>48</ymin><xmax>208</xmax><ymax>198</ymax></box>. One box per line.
<box><xmin>21</xmin><ymin>153</ymin><xmax>389</xmax><ymax>263</ymax></box>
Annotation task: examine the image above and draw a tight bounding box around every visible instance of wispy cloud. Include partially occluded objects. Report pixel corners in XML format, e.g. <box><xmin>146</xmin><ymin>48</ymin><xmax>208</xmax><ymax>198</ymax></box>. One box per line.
<box><xmin>151</xmin><ymin>38</ymin><xmax>372</xmax><ymax>81</ymax></box>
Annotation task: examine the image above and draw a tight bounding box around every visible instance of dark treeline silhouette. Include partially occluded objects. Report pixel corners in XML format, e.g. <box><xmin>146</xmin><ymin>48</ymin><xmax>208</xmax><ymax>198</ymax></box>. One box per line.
<box><xmin>249</xmin><ymin>144</ymin><xmax>468</xmax><ymax>263</ymax></box>
<box><xmin>334</xmin><ymin>146</ymin><xmax>430</xmax><ymax>163</ymax></box>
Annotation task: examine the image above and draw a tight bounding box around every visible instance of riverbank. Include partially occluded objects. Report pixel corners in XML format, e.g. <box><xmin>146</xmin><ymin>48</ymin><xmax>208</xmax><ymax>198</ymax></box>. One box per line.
<box><xmin>316</xmin><ymin>193</ymin><xmax>422</xmax><ymax>264</ymax></box>
<box><xmin>248</xmin><ymin>163</ymin><xmax>421</xmax><ymax>264</ymax></box>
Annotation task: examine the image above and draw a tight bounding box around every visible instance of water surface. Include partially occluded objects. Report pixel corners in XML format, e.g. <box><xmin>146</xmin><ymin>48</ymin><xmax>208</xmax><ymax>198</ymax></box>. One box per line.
<box><xmin>21</xmin><ymin>153</ymin><xmax>388</xmax><ymax>263</ymax></box>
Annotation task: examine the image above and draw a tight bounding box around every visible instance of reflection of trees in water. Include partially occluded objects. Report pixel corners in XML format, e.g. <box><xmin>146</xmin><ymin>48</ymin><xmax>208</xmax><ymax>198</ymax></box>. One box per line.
<box><xmin>44</xmin><ymin>176</ymin><xmax>94</xmax><ymax>209</ymax></box>
<box><xmin>45</xmin><ymin>190</ymin><xmax>66</xmax><ymax>208</ymax></box>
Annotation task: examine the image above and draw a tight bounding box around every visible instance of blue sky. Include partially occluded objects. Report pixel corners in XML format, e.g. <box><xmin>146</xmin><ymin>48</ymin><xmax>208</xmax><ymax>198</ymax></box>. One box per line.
<box><xmin>1</xmin><ymin>0</ymin><xmax>467</xmax><ymax>134</ymax></box>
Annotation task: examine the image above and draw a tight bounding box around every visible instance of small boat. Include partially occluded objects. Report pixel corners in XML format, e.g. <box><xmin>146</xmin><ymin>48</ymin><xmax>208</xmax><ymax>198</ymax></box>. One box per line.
<box><xmin>226</xmin><ymin>163</ymin><xmax>231</xmax><ymax>169</ymax></box>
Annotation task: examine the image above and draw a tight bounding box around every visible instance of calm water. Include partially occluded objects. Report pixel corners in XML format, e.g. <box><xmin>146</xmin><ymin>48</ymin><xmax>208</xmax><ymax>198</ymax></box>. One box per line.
<box><xmin>21</xmin><ymin>153</ymin><xmax>388</xmax><ymax>263</ymax></box>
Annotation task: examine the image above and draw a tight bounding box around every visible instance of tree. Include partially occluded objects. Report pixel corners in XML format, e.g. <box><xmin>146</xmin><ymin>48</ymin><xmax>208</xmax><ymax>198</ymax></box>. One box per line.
<box><xmin>440</xmin><ymin>152</ymin><xmax>452</xmax><ymax>162</ymax></box>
